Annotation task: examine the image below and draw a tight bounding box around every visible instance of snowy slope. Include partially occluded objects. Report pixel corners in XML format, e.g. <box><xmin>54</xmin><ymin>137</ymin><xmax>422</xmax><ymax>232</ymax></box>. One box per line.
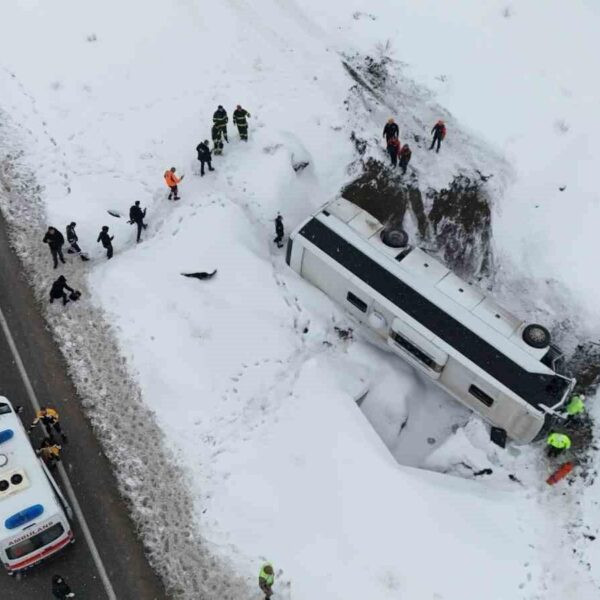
<box><xmin>1</xmin><ymin>1</ymin><xmax>600</xmax><ymax>599</ymax></box>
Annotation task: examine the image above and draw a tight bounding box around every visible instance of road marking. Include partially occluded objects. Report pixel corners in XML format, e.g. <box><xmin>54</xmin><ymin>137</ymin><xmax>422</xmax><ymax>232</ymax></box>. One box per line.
<box><xmin>0</xmin><ymin>304</ymin><xmax>118</xmax><ymax>600</ymax></box>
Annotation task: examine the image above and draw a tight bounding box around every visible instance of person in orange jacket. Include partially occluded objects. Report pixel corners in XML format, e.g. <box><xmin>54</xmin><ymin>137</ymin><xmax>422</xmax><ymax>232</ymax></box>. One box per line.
<box><xmin>164</xmin><ymin>167</ymin><xmax>184</xmax><ymax>200</ymax></box>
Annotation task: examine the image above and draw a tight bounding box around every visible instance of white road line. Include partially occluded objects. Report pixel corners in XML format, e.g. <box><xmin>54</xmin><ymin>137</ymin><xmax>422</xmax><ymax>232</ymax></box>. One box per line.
<box><xmin>0</xmin><ymin>304</ymin><xmax>118</xmax><ymax>600</ymax></box>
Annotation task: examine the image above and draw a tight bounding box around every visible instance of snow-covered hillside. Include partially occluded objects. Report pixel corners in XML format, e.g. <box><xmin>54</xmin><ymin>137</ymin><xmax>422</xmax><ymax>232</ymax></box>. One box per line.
<box><xmin>1</xmin><ymin>1</ymin><xmax>600</xmax><ymax>599</ymax></box>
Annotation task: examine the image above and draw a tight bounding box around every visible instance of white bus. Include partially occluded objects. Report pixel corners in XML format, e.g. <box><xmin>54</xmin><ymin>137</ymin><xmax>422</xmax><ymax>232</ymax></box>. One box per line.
<box><xmin>286</xmin><ymin>198</ymin><xmax>575</xmax><ymax>444</ymax></box>
<box><xmin>0</xmin><ymin>398</ymin><xmax>73</xmax><ymax>575</ymax></box>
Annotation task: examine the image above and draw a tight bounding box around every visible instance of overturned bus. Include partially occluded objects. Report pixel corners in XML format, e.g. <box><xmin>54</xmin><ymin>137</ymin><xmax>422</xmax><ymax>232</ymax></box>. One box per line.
<box><xmin>286</xmin><ymin>198</ymin><xmax>575</xmax><ymax>444</ymax></box>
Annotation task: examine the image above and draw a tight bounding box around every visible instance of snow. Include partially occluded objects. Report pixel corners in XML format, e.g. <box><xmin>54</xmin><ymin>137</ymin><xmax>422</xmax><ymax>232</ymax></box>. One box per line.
<box><xmin>1</xmin><ymin>1</ymin><xmax>600</xmax><ymax>599</ymax></box>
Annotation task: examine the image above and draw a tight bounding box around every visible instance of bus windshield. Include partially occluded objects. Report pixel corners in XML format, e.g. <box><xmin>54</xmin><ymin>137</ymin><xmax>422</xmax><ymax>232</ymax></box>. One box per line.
<box><xmin>6</xmin><ymin>522</ymin><xmax>65</xmax><ymax>560</ymax></box>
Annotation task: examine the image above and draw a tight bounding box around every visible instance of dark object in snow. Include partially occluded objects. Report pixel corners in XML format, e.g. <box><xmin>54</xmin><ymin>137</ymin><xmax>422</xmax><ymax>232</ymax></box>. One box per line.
<box><xmin>475</xmin><ymin>169</ymin><xmax>494</xmax><ymax>182</ymax></box>
<box><xmin>547</xmin><ymin>462</ymin><xmax>574</xmax><ymax>485</ymax></box>
<box><xmin>427</xmin><ymin>437</ymin><xmax>436</xmax><ymax>445</ymax></box>
<box><xmin>274</xmin><ymin>214</ymin><xmax>284</xmax><ymax>248</ymax></box>
<box><xmin>107</xmin><ymin>209</ymin><xmax>122</xmax><ymax>218</ymax></box>
<box><xmin>508</xmin><ymin>474</ymin><xmax>522</xmax><ymax>484</ymax></box>
<box><xmin>490</xmin><ymin>426</ymin><xmax>507</xmax><ymax>448</ymax></box>
<box><xmin>559</xmin><ymin>186</ymin><xmax>566</xmax><ymax>191</ymax></box>
<box><xmin>334</xmin><ymin>326</ymin><xmax>353</xmax><ymax>340</ymax></box>
<box><xmin>584</xmin><ymin>534</ymin><xmax>596</xmax><ymax>541</ymax></box>
<box><xmin>473</xmin><ymin>468</ymin><xmax>493</xmax><ymax>477</ymax></box>
<box><xmin>69</xmin><ymin>290</ymin><xmax>81</xmax><ymax>301</ymax></box>
<box><xmin>181</xmin><ymin>270</ymin><xmax>217</xmax><ymax>280</ymax></box>
<box><xmin>291</xmin><ymin>155</ymin><xmax>309</xmax><ymax>172</ymax></box>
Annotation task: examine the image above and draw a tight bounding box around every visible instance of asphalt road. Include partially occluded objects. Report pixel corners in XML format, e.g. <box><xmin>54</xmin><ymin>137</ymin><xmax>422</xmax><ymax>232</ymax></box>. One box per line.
<box><xmin>0</xmin><ymin>215</ymin><xmax>168</xmax><ymax>599</ymax></box>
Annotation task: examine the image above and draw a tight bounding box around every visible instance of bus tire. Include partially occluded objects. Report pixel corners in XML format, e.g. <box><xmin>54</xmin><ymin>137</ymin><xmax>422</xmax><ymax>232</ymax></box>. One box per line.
<box><xmin>380</xmin><ymin>228</ymin><xmax>408</xmax><ymax>248</ymax></box>
<box><xmin>522</xmin><ymin>324</ymin><xmax>551</xmax><ymax>348</ymax></box>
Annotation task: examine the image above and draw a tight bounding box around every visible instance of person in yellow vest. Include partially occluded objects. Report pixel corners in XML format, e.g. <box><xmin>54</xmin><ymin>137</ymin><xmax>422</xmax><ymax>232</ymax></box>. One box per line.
<box><xmin>29</xmin><ymin>406</ymin><xmax>67</xmax><ymax>443</ymax></box>
<box><xmin>565</xmin><ymin>394</ymin><xmax>585</xmax><ymax>422</ymax></box>
<box><xmin>37</xmin><ymin>438</ymin><xmax>62</xmax><ymax>470</ymax></box>
<box><xmin>258</xmin><ymin>563</ymin><xmax>275</xmax><ymax>599</ymax></box>
<box><xmin>546</xmin><ymin>432</ymin><xmax>571</xmax><ymax>458</ymax></box>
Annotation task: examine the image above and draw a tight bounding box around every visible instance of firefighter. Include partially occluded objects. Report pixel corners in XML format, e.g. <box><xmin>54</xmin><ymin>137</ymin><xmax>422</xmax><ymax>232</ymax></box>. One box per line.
<box><xmin>29</xmin><ymin>406</ymin><xmax>68</xmax><ymax>443</ymax></box>
<box><xmin>258</xmin><ymin>563</ymin><xmax>275</xmax><ymax>600</ymax></box>
<box><xmin>37</xmin><ymin>438</ymin><xmax>62</xmax><ymax>470</ymax></box>
<box><xmin>232</xmin><ymin>105</ymin><xmax>251</xmax><ymax>141</ymax></box>
<box><xmin>382</xmin><ymin>118</ymin><xmax>399</xmax><ymax>142</ymax></box>
<box><xmin>430</xmin><ymin>119</ymin><xmax>446</xmax><ymax>153</ymax></box>
<box><xmin>213</xmin><ymin>105</ymin><xmax>229</xmax><ymax>142</ymax></box>
<box><xmin>546</xmin><ymin>432</ymin><xmax>571</xmax><ymax>458</ymax></box>
<box><xmin>164</xmin><ymin>167</ymin><xmax>183</xmax><ymax>200</ymax></box>
<box><xmin>399</xmin><ymin>144</ymin><xmax>412</xmax><ymax>174</ymax></box>
<box><xmin>274</xmin><ymin>213</ymin><xmax>284</xmax><ymax>248</ymax></box>
<box><xmin>212</xmin><ymin>125</ymin><xmax>224</xmax><ymax>156</ymax></box>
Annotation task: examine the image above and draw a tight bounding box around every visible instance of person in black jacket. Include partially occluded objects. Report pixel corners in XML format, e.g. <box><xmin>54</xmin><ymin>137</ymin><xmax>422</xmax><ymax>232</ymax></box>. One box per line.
<box><xmin>273</xmin><ymin>214</ymin><xmax>284</xmax><ymax>248</ymax></box>
<box><xmin>196</xmin><ymin>140</ymin><xmax>215</xmax><ymax>176</ymax></box>
<box><xmin>65</xmin><ymin>222</ymin><xmax>89</xmax><ymax>261</ymax></box>
<box><xmin>49</xmin><ymin>275</ymin><xmax>75</xmax><ymax>306</ymax></box>
<box><xmin>213</xmin><ymin>105</ymin><xmax>229</xmax><ymax>142</ymax></box>
<box><xmin>232</xmin><ymin>105</ymin><xmax>251</xmax><ymax>141</ymax></box>
<box><xmin>43</xmin><ymin>226</ymin><xmax>66</xmax><ymax>269</ymax></box>
<box><xmin>52</xmin><ymin>574</ymin><xmax>75</xmax><ymax>598</ymax></box>
<box><xmin>383</xmin><ymin>118</ymin><xmax>399</xmax><ymax>142</ymax></box>
<box><xmin>97</xmin><ymin>226</ymin><xmax>114</xmax><ymax>259</ymax></box>
<box><xmin>129</xmin><ymin>201</ymin><xmax>147</xmax><ymax>243</ymax></box>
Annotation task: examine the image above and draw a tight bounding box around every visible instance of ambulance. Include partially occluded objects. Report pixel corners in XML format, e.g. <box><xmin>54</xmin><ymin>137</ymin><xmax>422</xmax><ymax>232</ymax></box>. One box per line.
<box><xmin>0</xmin><ymin>398</ymin><xmax>73</xmax><ymax>574</ymax></box>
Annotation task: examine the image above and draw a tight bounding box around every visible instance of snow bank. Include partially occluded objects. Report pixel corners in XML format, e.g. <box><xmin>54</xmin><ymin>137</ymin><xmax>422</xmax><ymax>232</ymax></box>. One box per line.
<box><xmin>2</xmin><ymin>0</ymin><xmax>600</xmax><ymax>599</ymax></box>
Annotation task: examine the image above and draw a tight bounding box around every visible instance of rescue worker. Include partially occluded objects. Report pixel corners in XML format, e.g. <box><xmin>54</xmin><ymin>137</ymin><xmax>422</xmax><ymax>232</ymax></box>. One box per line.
<box><xmin>387</xmin><ymin>136</ymin><xmax>400</xmax><ymax>167</ymax></box>
<box><xmin>43</xmin><ymin>226</ymin><xmax>66</xmax><ymax>269</ymax></box>
<box><xmin>399</xmin><ymin>144</ymin><xmax>412</xmax><ymax>174</ymax></box>
<box><xmin>37</xmin><ymin>438</ymin><xmax>62</xmax><ymax>470</ymax></box>
<box><xmin>546</xmin><ymin>432</ymin><xmax>571</xmax><ymax>458</ymax></box>
<box><xmin>52</xmin><ymin>574</ymin><xmax>75</xmax><ymax>599</ymax></box>
<box><xmin>196</xmin><ymin>140</ymin><xmax>215</xmax><ymax>176</ymax></box>
<box><xmin>164</xmin><ymin>167</ymin><xmax>183</xmax><ymax>200</ymax></box>
<box><xmin>430</xmin><ymin>119</ymin><xmax>446</xmax><ymax>153</ymax></box>
<box><xmin>274</xmin><ymin>213</ymin><xmax>284</xmax><ymax>248</ymax></box>
<box><xmin>213</xmin><ymin>105</ymin><xmax>229</xmax><ymax>142</ymax></box>
<box><xmin>65</xmin><ymin>222</ymin><xmax>89</xmax><ymax>261</ymax></box>
<box><xmin>97</xmin><ymin>226</ymin><xmax>114</xmax><ymax>259</ymax></box>
<box><xmin>258</xmin><ymin>563</ymin><xmax>275</xmax><ymax>599</ymax></box>
<box><xmin>382</xmin><ymin>118</ymin><xmax>399</xmax><ymax>142</ymax></box>
<box><xmin>29</xmin><ymin>406</ymin><xmax>67</xmax><ymax>443</ymax></box>
<box><xmin>212</xmin><ymin>125</ymin><xmax>224</xmax><ymax>156</ymax></box>
<box><xmin>49</xmin><ymin>275</ymin><xmax>75</xmax><ymax>306</ymax></box>
<box><xmin>565</xmin><ymin>394</ymin><xmax>585</xmax><ymax>422</ymax></box>
<box><xmin>232</xmin><ymin>105</ymin><xmax>251</xmax><ymax>141</ymax></box>
<box><xmin>129</xmin><ymin>201</ymin><xmax>147</xmax><ymax>243</ymax></box>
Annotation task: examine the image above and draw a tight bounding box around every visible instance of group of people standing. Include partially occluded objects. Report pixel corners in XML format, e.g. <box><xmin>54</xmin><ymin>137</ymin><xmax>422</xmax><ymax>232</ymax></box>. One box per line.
<box><xmin>211</xmin><ymin>104</ymin><xmax>251</xmax><ymax>156</ymax></box>
<box><xmin>382</xmin><ymin>117</ymin><xmax>448</xmax><ymax>171</ymax></box>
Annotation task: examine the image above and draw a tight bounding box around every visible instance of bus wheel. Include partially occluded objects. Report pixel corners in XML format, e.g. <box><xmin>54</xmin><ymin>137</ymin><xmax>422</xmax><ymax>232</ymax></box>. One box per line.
<box><xmin>522</xmin><ymin>324</ymin><xmax>551</xmax><ymax>348</ymax></box>
<box><xmin>380</xmin><ymin>228</ymin><xmax>408</xmax><ymax>248</ymax></box>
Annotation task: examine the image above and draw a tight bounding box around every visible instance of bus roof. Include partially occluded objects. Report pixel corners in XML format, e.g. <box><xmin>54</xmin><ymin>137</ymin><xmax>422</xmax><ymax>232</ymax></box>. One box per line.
<box><xmin>0</xmin><ymin>399</ymin><xmax>62</xmax><ymax>537</ymax></box>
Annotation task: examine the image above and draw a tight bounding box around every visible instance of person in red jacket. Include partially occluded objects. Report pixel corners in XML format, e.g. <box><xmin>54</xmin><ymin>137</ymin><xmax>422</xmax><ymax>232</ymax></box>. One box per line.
<box><xmin>430</xmin><ymin>120</ymin><xmax>446</xmax><ymax>153</ymax></box>
<box><xmin>399</xmin><ymin>144</ymin><xmax>412</xmax><ymax>174</ymax></box>
<box><xmin>387</xmin><ymin>136</ymin><xmax>400</xmax><ymax>167</ymax></box>
<box><xmin>164</xmin><ymin>167</ymin><xmax>184</xmax><ymax>200</ymax></box>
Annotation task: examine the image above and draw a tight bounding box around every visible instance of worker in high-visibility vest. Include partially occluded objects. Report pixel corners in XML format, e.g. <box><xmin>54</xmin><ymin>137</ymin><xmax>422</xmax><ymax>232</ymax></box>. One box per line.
<box><xmin>547</xmin><ymin>432</ymin><xmax>571</xmax><ymax>458</ymax></box>
<box><xmin>28</xmin><ymin>406</ymin><xmax>67</xmax><ymax>443</ymax></box>
<box><xmin>258</xmin><ymin>563</ymin><xmax>275</xmax><ymax>599</ymax></box>
<box><xmin>565</xmin><ymin>394</ymin><xmax>585</xmax><ymax>422</ymax></box>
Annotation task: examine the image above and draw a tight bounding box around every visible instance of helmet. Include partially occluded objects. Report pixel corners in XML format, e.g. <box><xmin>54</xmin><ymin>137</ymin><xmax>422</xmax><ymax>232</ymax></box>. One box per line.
<box><xmin>263</xmin><ymin>565</ymin><xmax>274</xmax><ymax>575</ymax></box>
